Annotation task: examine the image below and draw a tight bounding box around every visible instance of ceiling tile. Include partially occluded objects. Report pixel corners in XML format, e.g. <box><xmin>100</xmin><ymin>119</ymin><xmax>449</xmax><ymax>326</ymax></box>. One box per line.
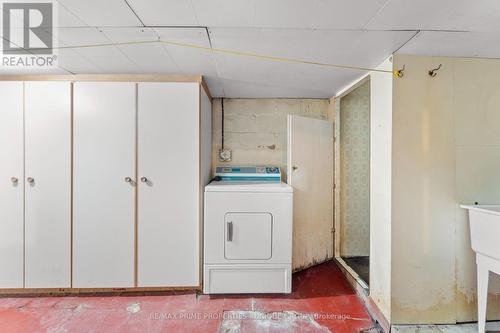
<box><xmin>57</xmin><ymin>27</ymin><xmax>123</xmax><ymax>57</ymax></box>
<box><xmin>191</xmin><ymin>0</ymin><xmax>387</xmax><ymax>29</ymax></box>
<box><xmin>207</xmin><ymin>28</ymin><xmax>414</xmax><ymax>97</ymax></box>
<box><xmin>100</xmin><ymin>27</ymin><xmax>158</xmax><ymax>42</ymax></box>
<box><xmin>57</xmin><ymin>0</ymin><xmax>142</xmax><ymax>26</ymax></box>
<box><xmin>212</xmin><ymin>49</ymin><xmax>362</xmax><ymax>97</ymax></box>
<box><xmin>154</xmin><ymin>28</ymin><xmax>218</xmax><ymax>76</ymax></box>
<box><xmin>191</xmin><ymin>0</ymin><xmax>256</xmax><ymax>27</ymax></box>
<box><xmin>210</xmin><ymin>28</ymin><xmax>414</xmax><ymax>68</ymax></box>
<box><xmin>254</xmin><ymin>0</ymin><xmax>387</xmax><ymax>29</ymax></box>
<box><xmin>1</xmin><ymin>1</ymin><xmax>86</xmax><ymax>27</ymax></box>
<box><xmin>117</xmin><ymin>43</ymin><xmax>180</xmax><ymax>73</ymax></box>
<box><xmin>205</xmin><ymin>76</ymin><xmax>337</xmax><ymax>98</ymax></box>
<box><xmin>366</xmin><ymin>0</ymin><xmax>500</xmax><ymax>32</ymax></box>
<box><xmin>100</xmin><ymin>27</ymin><xmax>179</xmax><ymax>72</ymax></box>
<box><xmin>57</xmin><ymin>27</ymin><xmax>110</xmax><ymax>45</ymax></box>
<box><xmin>56</xmin><ymin>3</ymin><xmax>87</xmax><ymax>27</ymax></box>
<box><xmin>397</xmin><ymin>31</ymin><xmax>500</xmax><ymax>58</ymax></box>
<box><xmin>0</xmin><ymin>66</ymin><xmax>68</xmax><ymax>75</ymax></box>
<box><xmin>126</xmin><ymin>0</ymin><xmax>198</xmax><ymax>26</ymax></box>
<box><xmin>57</xmin><ymin>48</ymin><xmax>101</xmax><ymax>73</ymax></box>
<box><xmin>83</xmin><ymin>55</ymin><xmax>141</xmax><ymax>73</ymax></box>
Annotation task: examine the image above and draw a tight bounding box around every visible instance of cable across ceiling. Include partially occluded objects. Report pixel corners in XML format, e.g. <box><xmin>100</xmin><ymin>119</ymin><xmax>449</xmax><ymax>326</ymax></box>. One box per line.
<box><xmin>46</xmin><ymin>39</ymin><xmax>394</xmax><ymax>74</ymax></box>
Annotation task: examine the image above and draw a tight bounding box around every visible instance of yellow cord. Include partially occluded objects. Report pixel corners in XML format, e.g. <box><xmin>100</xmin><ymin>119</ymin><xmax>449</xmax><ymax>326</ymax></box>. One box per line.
<box><xmin>52</xmin><ymin>39</ymin><xmax>393</xmax><ymax>74</ymax></box>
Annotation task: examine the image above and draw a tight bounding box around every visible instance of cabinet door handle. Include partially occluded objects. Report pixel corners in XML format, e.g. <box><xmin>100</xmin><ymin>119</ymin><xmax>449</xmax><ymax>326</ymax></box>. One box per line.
<box><xmin>27</xmin><ymin>177</ymin><xmax>34</xmax><ymax>183</ymax></box>
<box><xmin>124</xmin><ymin>177</ymin><xmax>132</xmax><ymax>183</ymax></box>
<box><xmin>10</xmin><ymin>177</ymin><xmax>18</xmax><ymax>183</ymax></box>
<box><xmin>140</xmin><ymin>177</ymin><xmax>148</xmax><ymax>183</ymax></box>
<box><xmin>227</xmin><ymin>222</ymin><xmax>233</xmax><ymax>242</ymax></box>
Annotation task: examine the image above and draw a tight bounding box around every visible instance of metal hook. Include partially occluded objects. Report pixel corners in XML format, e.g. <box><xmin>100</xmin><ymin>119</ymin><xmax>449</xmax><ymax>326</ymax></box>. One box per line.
<box><xmin>394</xmin><ymin>65</ymin><xmax>405</xmax><ymax>78</ymax></box>
<box><xmin>428</xmin><ymin>64</ymin><xmax>442</xmax><ymax>77</ymax></box>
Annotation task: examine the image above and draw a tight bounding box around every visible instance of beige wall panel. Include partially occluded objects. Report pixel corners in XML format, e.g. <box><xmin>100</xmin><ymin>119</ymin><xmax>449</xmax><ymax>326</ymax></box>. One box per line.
<box><xmin>453</xmin><ymin>57</ymin><xmax>500</xmax><ymax>322</ymax></box>
<box><xmin>454</xmin><ymin>59</ymin><xmax>500</xmax><ymax>147</ymax></box>
<box><xmin>392</xmin><ymin>55</ymin><xmax>456</xmax><ymax>324</ymax></box>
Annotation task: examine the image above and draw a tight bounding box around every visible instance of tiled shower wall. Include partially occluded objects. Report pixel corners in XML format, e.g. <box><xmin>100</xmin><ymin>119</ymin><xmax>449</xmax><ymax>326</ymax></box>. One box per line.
<box><xmin>339</xmin><ymin>80</ymin><xmax>370</xmax><ymax>258</ymax></box>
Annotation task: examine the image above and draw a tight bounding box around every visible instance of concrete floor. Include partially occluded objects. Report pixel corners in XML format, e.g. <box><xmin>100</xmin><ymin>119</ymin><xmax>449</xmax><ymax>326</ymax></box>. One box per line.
<box><xmin>0</xmin><ymin>261</ymin><xmax>377</xmax><ymax>333</ymax></box>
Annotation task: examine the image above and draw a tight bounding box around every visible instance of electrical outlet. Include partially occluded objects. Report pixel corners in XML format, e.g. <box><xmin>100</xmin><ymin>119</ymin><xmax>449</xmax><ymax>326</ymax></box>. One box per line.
<box><xmin>219</xmin><ymin>148</ymin><xmax>232</xmax><ymax>162</ymax></box>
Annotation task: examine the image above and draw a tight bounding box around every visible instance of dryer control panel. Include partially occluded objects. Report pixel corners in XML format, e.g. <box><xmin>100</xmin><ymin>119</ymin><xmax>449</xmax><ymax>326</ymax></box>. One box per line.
<box><xmin>214</xmin><ymin>166</ymin><xmax>282</xmax><ymax>181</ymax></box>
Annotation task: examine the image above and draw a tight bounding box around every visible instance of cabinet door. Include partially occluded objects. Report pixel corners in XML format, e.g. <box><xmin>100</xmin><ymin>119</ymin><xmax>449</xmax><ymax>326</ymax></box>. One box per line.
<box><xmin>0</xmin><ymin>82</ymin><xmax>24</xmax><ymax>288</ymax></box>
<box><xmin>73</xmin><ymin>82</ymin><xmax>136</xmax><ymax>288</ymax></box>
<box><xmin>25</xmin><ymin>81</ymin><xmax>71</xmax><ymax>288</ymax></box>
<box><xmin>137</xmin><ymin>82</ymin><xmax>199</xmax><ymax>287</ymax></box>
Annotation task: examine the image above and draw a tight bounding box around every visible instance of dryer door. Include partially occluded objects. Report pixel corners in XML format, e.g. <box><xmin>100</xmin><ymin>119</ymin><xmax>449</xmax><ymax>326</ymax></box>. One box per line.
<box><xmin>224</xmin><ymin>212</ymin><xmax>272</xmax><ymax>260</ymax></box>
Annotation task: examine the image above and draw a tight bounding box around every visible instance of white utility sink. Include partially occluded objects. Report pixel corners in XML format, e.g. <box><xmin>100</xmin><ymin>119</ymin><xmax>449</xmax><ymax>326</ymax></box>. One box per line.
<box><xmin>461</xmin><ymin>205</ymin><xmax>500</xmax><ymax>333</ymax></box>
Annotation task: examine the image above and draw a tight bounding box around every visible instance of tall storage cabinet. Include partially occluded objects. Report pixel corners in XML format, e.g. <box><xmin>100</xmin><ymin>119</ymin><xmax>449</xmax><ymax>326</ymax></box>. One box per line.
<box><xmin>72</xmin><ymin>78</ymin><xmax>211</xmax><ymax>289</ymax></box>
<box><xmin>0</xmin><ymin>76</ymin><xmax>211</xmax><ymax>292</ymax></box>
<box><xmin>137</xmin><ymin>82</ymin><xmax>201</xmax><ymax>287</ymax></box>
<box><xmin>73</xmin><ymin>82</ymin><xmax>137</xmax><ymax>288</ymax></box>
<box><xmin>0</xmin><ymin>81</ymin><xmax>71</xmax><ymax>289</ymax></box>
<box><xmin>24</xmin><ymin>82</ymin><xmax>71</xmax><ymax>288</ymax></box>
<box><xmin>0</xmin><ymin>82</ymin><xmax>24</xmax><ymax>288</ymax></box>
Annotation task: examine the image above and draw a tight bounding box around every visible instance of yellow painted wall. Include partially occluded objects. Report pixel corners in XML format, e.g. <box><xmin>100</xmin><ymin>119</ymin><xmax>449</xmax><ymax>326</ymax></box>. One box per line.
<box><xmin>391</xmin><ymin>54</ymin><xmax>500</xmax><ymax>324</ymax></box>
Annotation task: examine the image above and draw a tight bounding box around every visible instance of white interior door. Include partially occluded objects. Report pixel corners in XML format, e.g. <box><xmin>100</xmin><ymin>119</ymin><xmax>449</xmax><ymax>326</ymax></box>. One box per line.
<box><xmin>24</xmin><ymin>82</ymin><xmax>71</xmax><ymax>288</ymax></box>
<box><xmin>287</xmin><ymin>115</ymin><xmax>334</xmax><ymax>271</ymax></box>
<box><xmin>73</xmin><ymin>82</ymin><xmax>136</xmax><ymax>288</ymax></box>
<box><xmin>0</xmin><ymin>82</ymin><xmax>24</xmax><ymax>288</ymax></box>
<box><xmin>137</xmin><ymin>82</ymin><xmax>199</xmax><ymax>287</ymax></box>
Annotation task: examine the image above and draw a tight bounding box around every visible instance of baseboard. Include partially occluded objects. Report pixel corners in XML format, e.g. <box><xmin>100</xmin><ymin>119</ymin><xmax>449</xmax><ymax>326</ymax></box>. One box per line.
<box><xmin>335</xmin><ymin>257</ymin><xmax>390</xmax><ymax>333</ymax></box>
<box><xmin>392</xmin><ymin>321</ymin><xmax>500</xmax><ymax>333</ymax></box>
<box><xmin>0</xmin><ymin>286</ymin><xmax>201</xmax><ymax>296</ymax></box>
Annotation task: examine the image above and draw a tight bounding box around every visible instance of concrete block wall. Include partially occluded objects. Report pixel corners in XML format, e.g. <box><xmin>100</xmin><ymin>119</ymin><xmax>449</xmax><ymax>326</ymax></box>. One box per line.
<box><xmin>211</xmin><ymin>98</ymin><xmax>330</xmax><ymax>181</ymax></box>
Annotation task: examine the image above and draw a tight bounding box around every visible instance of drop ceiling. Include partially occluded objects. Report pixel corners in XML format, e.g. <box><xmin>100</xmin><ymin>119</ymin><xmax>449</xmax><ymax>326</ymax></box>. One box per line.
<box><xmin>1</xmin><ymin>0</ymin><xmax>499</xmax><ymax>97</ymax></box>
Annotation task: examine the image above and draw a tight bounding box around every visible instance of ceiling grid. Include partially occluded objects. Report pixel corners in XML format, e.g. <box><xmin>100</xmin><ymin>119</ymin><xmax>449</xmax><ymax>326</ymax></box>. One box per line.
<box><xmin>0</xmin><ymin>0</ymin><xmax>499</xmax><ymax>97</ymax></box>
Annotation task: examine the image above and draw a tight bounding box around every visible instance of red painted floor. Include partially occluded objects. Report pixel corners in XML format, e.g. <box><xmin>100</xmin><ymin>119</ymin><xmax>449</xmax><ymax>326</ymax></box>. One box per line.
<box><xmin>0</xmin><ymin>261</ymin><xmax>376</xmax><ymax>333</ymax></box>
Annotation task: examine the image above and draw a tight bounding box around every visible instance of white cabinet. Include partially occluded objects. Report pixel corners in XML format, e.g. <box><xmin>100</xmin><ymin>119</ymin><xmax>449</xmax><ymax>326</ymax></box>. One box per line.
<box><xmin>0</xmin><ymin>81</ymin><xmax>71</xmax><ymax>289</ymax></box>
<box><xmin>0</xmin><ymin>82</ymin><xmax>24</xmax><ymax>288</ymax></box>
<box><xmin>73</xmin><ymin>82</ymin><xmax>136</xmax><ymax>288</ymax></box>
<box><xmin>73</xmin><ymin>81</ymin><xmax>209</xmax><ymax>289</ymax></box>
<box><xmin>137</xmin><ymin>82</ymin><xmax>200</xmax><ymax>287</ymax></box>
<box><xmin>0</xmin><ymin>77</ymin><xmax>211</xmax><ymax>291</ymax></box>
<box><xmin>24</xmin><ymin>82</ymin><xmax>71</xmax><ymax>288</ymax></box>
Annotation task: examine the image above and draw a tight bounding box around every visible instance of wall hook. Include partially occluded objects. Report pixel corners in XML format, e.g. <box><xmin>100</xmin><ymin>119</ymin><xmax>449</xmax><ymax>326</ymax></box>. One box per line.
<box><xmin>428</xmin><ymin>64</ymin><xmax>442</xmax><ymax>77</ymax></box>
<box><xmin>393</xmin><ymin>65</ymin><xmax>405</xmax><ymax>78</ymax></box>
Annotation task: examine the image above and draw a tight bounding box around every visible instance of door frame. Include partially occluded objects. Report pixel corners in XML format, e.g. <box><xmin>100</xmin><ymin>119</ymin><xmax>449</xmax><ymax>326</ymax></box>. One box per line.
<box><xmin>333</xmin><ymin>75</ymin><xmax>371</xmax><ymax>291</ymax></box>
